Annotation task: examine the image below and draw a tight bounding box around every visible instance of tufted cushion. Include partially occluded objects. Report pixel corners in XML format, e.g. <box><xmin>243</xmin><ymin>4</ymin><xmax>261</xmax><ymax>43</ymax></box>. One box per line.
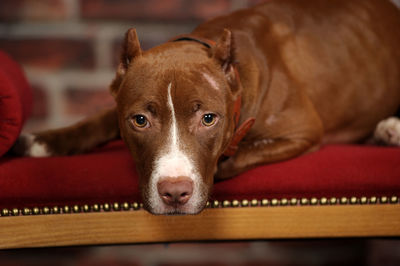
<box><xmin>0</xmin><ymin>141</ymin><xmax>399</xmax><ymax>210</ymax></box>
<box><xmin>0</xmin><ymin>51</ymin><xmax>32</xmax><ymax>156</ymax></box>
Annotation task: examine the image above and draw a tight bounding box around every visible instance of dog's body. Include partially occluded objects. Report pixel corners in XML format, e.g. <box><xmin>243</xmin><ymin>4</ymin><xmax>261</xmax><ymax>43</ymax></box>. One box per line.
<box><xmin>14</xmin><ymin>0</ymin><xmax>400</xmax><ymax>214</ymax></box>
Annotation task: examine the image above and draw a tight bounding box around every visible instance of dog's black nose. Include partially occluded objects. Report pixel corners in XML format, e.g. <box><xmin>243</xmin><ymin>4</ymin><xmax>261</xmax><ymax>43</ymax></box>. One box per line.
<box><xmin>157</xmin><ymin>177</ymin><xmax>193</xmax><ymax>207</ymax></box>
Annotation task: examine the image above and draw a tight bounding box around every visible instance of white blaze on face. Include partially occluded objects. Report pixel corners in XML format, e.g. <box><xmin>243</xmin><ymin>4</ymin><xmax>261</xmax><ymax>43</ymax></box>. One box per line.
<box><xmin>148</xmin><ymin>82</ymin><xmax>205</xmax><ymax>214</ymax></box>
<box><xmin>202</xmin><ymin>72</ymin><xmax>220</xmax><ymax>91</ymax></box>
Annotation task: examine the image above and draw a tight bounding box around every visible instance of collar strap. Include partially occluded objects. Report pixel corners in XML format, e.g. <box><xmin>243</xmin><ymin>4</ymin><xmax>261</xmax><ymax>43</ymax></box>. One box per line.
<box><xmin>170</xmin><ymin>34</ymin><xmax>256</xmax><ymax>157</ymax></box>
<box><xmin>170</xmin><ymin>34</ymin><xmax>216</xmax><ymax>49</ymax></box>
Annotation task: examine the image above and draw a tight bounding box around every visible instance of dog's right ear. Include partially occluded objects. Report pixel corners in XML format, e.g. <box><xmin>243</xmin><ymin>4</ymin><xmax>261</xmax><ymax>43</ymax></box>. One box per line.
<box><xmin>110</xmin><ymin>28</ymin><xmax>142</xmax><ymax>98</ymax></box>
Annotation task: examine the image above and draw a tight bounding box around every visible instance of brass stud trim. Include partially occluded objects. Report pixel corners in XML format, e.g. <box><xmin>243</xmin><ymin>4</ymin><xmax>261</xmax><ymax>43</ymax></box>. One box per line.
<box><xmin>132</xmin><ymin>202</ymin><xmax>140</xmax><ymax>210</ymax></box>
<box><xmin>53</xmin><ymin>206</ymin><xmax>60</xmax><ymax>214</ymax></box>
<box><xmin>212</xmin><ymin>200</ymin><xmax>219</xmax><ymax>208</ymax></box>
<box><xmin>113</xmin><ymin>202</ymin><xmax>120</xmax><ymax>211</ymax></box>
<box><xmin>222</xmin><ymin>200</ymin><xmax>231</xmax><ymax>208</ymax></box>
<box><xmin>83</xmin><ymin>205</ymin><xmax>90</xmax><ymax>212</ymax></box>
<box><xmin>42</xmin><ymin>207</ymin><xmax>50</xmax><ymax>215</ymax></box>
<box><xmin>241</xmin><ymin>199</ymin><xmax>249</xmax><ymax>207</ymax></box>
<box><xmin>1</xmin><ymin>209</ymin><xmax>9</xmax><ymax>216</ymax></box>
<box><xmin>290</xmin><ymin>198</ymin><xmax>297</xmax><ymax>205</ymax></box>
<box><xmin>1</xmin><ymin>195</ymin><xmax>399</xmax><ymax>217</ymax></box>
<box><xmin>250</xmin><ymin>199</ymin><xmax>258</xmax><ymax>206</ymax></box>
<box><xmin>72</xmin><ymin>205</ymin><xmax>80</xmax><ymax>213</ymax></box>
<box><xmin>33</xmin><ymin>207</ymin><xmax>40</xmax><ymax>215</ymax></box>
<box><xmin>271</xmin><ymin>199</ymin><xmax>279</xmax><ymax>206</ymax></box>
<box><xmin>23</xmin><ymin>208</ymin><xmax>31</xmax><ymax>215</ymax></box>
<box><xmin>370</xmin><ymin>196</ymin><xmax>377</xmax><ymax>204</ymax></box>
<box><xmin>320</xmin><ymin>197</ymin><xmax>328</xmax><ymax>205</ymax></box>
<box><xmin>330</xmin><ymin>197</ymin><xmax>337</xmax><ymax>205</ymax></box>
<box><xmin>280</xmin><ymin>198</ymin><xmax>288</xmax><ymax>206</ymax></box>
<box><xmin>310</xmin><ymin>198</ymin><xmax>318</xmax><ymax>205</ymax></box>
<box><xmin>232</xmin><ymin>200</ymin><xmax>239</xmax><ymax>207</ymax></box>
<box><xmin>63</xmin><ymin>206</ymin><xmax>70</xmax><ymax>213</ymax></box>
<box><xmin>300</xmin><ymin>198</ymin><xmax>308</xmax><ymax>205</ymax></box>
<box><xmin>340</xmin><ymin>197</ymin><xmax>348</xmax><ymax>205</ymax></box>
<box><xmin>360</xmin><ymin>196</ymin><xmax>368</xmax><ymax>204</ymax></box>
<box><xmin>261</xmin><ymin>199</ymin><xmax>269</xmax><ymax>206</ymax></box>
<box><xmin>103</xmin><ymin>203</ymin><xmax>111</xmax><ymax>211</ymax></box>
<box><xmin>93</xmin><ymin>204</ymin><xmax>100</xmax><ymax>212</ymax></box>
<box><xmin>380</xmin><ymin>196</ymin><xmax>388</xmax><ymax>204</ymax></box>
<box><xmin>350</xmin><ymin>197</ymin><xmax>357</xmax><ymax>204</ymax></box>
<box><xmin>390</xmin><ymin>196</ymin><xmax>398</xmax><ymax>204</ymax></box>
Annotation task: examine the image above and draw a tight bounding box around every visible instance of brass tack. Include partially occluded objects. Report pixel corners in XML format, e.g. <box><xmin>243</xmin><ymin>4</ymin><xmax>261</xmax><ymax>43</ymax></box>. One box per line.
<box><xmin>132</xmin><ymin>202</ymin><xmax>140</xmax><ymax>210</ymax></box>
<box><xmin>370</xmin><ymin>196</ymin><xmax>377</xmax><ymax>204</ymax></box>
<box><xmin>290</xmin><ymin>198</ymin><xmax>297</xmax><ymax>205</ymax></box>
<box><xmin>329</xmin><ymin>197</ymin><xmax>337</xmax><ymax>205</ymax></box>
<box><xmin>300</xmin><ymin>198</ymin><xmax>308</xmax><ymax>205</ymax></box>
<box><xmin>232</xmin><ymin>200</ymin><xmax>239</xmax><ymax>207</ymax></box>
<box><xmin>43</xmin><ymin>207</ymin><xmax>50</xmax><ymax>214</ymax></box>
<box><xmin>113</xmin><ymin>202</ymin><xmax>120</xmax><ymax>211</ymax></box>
<box><xmin>280</xmin><ymin>198</ymin><xmax>288</xmax><ymax>206</ymax></box>
<box><xmin>320</xmin><ymin>197</ymin><xmax>328</xmax><ymax>205</ymax></box>
<box><xmin>380</xmin><ymin>196</ymin><xmax>388</xmax><ymax>204</ymax></box>
<box><xmin>271</xmin><ymin>199</ymin><xmax>279</xmax><ymax>206</ymax></box>
<box><xmin>122</xmin><ymin>202</ymin><xmax>130</xmax><ymax>210</ymax></box>
<box><xmin>53</xmin><ymin>206</ymin><xmax>60</xmax><ymax>214</ymax></box>
<box><xmin>222</xmin><ymin>200</ymin><xmax>231</xmax><ymax>207</ymax></box>
<box><xmin>12</xmin><ymin>208</ymin><xmax>19</xmax><ymax>216</ymax></box>
<box><xmin>93</xmin><ymin>204</ymin><xmax>100</xmax><ymax>212</ymax></box>
<box><xmin>139</xmin><ymin>203</ymin><xmax>144</xmax><ymax>208</ymax></box>
<box><xmin>2</xmin><ymin>209</ymin><xmax>9</xmax><ymax>216</ymax></box>
<box><xmin>23</xmin><ymin>208</ymin><xmax>31</xmax><ymax>215</ymax></box>
<box><xmin>251</xmin><ymin>199</ymin><xmax>258</xmax><ymax>206</ymax></box>
<box><xmin>340</xmin><ymin>197</ymin><xmax>348</xmax><ymax>204</ymax></box>
<box><xmin>241</xmin><ymin>199</ymin><xmax>249</xmax><ymax>207</ymax></box>
<box><xmin>261</xmin><ymin>199</ymin><xmax>269</xmax><ymax>206</ymax></box>
<box><xmin>33</xmin><ymin>207</ymin><xmax>40</xmax><ymax>215</ymax></box>
<box><xmin>310</xmin><ymin>198</ymin><xmax>318</xmax><ymax>205</ymax></box>
<box><xmin>212</xmin><ymin>200</ymin><xmax>219</xmax><ymax>208</ymax></box>
<box><xmin>206</xmin><ymin>201</ymin><xmax>210</xmax><ymax>208</ymax></box>
<box><xmin>103</xmin><ymin>203</ymin><xmax>111</xmax><ymax>211</ymax></box>
<box><xmin>72</xmin><ymin>205</ymin><xmax>80</xmax><ymax>213</ymax></box>
<box><xmin>390</xmin><ymin>196</ymin><xmax>398</xmax><ymax>204</ymax></box>
<box><xmin>350</xmin><ymin>197</ymin><xmax>358</xmax><ymax>204</ymax></box>
<box><xmin>83</xmin><ymin>205</ymin><xmax>90</xmax><ymax>212</ymax></box>
<box><xmin>360</xmin><ymin>197</ymin><xmax>368</xmax><ymax>204</ymax></box>
<box><xmin>63</xmin><ymin>206</ymin><xmax>70</xmax><ymax>213</ymax></box>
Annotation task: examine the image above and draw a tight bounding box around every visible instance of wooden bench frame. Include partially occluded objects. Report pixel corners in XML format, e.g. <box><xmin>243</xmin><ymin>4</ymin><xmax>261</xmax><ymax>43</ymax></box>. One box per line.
<box><xmin>1</xmin><ymin>198</ymin><xmax>399</xmax><ymax>249</ymax></box>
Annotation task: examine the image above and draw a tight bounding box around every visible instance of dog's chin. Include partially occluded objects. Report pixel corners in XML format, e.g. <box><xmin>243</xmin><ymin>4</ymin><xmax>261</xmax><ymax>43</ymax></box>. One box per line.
<box><xmin>144</xmin><ymin>201</ymin><xmax>207</xmax><ymax>216</ymax></box>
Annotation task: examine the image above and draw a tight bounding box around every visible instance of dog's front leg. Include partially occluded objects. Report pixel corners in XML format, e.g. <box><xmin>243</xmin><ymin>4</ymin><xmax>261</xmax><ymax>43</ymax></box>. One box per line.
<box><xmin>11</xmin><ymin>108</ymin><xmax>119</xmax><ymax>157</ymax></box>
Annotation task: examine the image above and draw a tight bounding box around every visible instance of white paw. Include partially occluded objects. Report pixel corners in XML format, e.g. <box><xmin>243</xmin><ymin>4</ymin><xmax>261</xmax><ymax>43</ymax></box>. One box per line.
<box><xmin>15</xmin><ymin>134</ymin><xmax>51</xmax><ymax>157</ymax></box>
<box><xmin>374</xmin><ymin>117</ymin><xmax>400</xmax><ymax>146</ymax></box>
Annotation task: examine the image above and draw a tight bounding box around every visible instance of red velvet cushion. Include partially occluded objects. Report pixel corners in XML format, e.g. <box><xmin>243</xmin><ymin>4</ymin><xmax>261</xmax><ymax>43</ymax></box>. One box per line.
<box><xmin>0</xmin><ymin>51</ymin><xmax>32</xmax><ymax>156</ymax></box>
<box><xmin>0</xmin><ymin>141</ymin><xmax>399</xmax><ymax>210</ymax></box>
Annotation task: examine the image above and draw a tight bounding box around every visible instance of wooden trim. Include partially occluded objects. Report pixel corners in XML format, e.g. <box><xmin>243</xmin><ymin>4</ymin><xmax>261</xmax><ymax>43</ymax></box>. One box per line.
<box><xmin>1</xmin><ymin>204</ymin><xmax>399</xmax><ymax>249</ymax></box>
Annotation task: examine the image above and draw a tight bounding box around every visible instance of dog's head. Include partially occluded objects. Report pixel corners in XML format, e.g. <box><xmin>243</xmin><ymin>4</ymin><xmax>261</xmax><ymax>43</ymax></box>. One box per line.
<box><xmin>110</xmin><ymin>28</ymin><xmax>241</xmax><ymax>215</ymax></box>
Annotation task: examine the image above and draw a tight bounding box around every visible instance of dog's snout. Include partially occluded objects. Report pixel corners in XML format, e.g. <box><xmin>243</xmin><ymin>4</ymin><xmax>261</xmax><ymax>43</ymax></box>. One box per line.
<box><xmin>157</xmin><ymin>177</ymin><xmax>193</xmax><ymax>207</ymax></box>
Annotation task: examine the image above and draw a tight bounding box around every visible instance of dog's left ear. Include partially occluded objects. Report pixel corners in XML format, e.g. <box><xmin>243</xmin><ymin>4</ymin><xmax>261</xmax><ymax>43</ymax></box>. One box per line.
<box><xmin>110</xmin><ymin>28</ymin><xmax>142</xmax><ymax>98</ymax></box>
<box><xmin>212</xmin><ymin>29</ymin><xmax>240</xmax><ymax>94</ymax></box>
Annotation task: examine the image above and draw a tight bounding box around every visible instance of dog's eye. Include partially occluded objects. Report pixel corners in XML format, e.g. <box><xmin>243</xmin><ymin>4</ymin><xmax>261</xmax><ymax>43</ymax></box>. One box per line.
<box><xmin>132</xmin><ymin>115</ymin><xmax>148</xmax><ymax>128</ymax></box>
<box><xmin>202</xmin><ymin>113</ymin><xmax>217</xmax><ymax>127</ymax></box>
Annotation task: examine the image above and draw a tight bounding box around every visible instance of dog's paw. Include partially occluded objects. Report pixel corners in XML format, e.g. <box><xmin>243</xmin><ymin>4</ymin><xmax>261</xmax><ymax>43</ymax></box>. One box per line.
<box><xmin>373</xmin><ymin>117</ymin><xmax>400</xmax><ymax>146</ymax></box>
<box><xmin>10</xmin><ymin>134</ymin><xmax>51</xmax><ymax>157</ymax></box>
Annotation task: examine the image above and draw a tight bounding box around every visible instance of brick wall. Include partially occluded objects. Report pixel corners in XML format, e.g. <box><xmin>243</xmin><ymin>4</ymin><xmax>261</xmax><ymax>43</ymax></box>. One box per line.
<box><xmin>0</xmin><ymin>0</ymin><xmax>261</xmax><ymax>132</ymax></box>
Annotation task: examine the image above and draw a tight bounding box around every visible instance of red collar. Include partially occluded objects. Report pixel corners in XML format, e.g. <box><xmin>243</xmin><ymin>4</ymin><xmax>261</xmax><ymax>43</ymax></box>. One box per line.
<box><xmin>170</xmin><ymin>34</ymin><xmax>256</xmax><ymax>157</ymax></box>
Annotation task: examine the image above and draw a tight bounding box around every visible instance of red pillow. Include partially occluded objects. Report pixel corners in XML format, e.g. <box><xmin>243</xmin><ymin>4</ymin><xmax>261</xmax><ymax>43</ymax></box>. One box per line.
<box><xmin>0</xmin><ymin>50</ymin><xmax>32</xmax><ymax>156</ymax></box>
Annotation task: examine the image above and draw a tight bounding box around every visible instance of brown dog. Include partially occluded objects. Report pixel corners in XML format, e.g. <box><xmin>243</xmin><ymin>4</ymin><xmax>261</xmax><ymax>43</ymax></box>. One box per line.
<box><xmin>14</xmin><ymin>0</ymin><xmax>400</xmax><ymax>215</ymax></box>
